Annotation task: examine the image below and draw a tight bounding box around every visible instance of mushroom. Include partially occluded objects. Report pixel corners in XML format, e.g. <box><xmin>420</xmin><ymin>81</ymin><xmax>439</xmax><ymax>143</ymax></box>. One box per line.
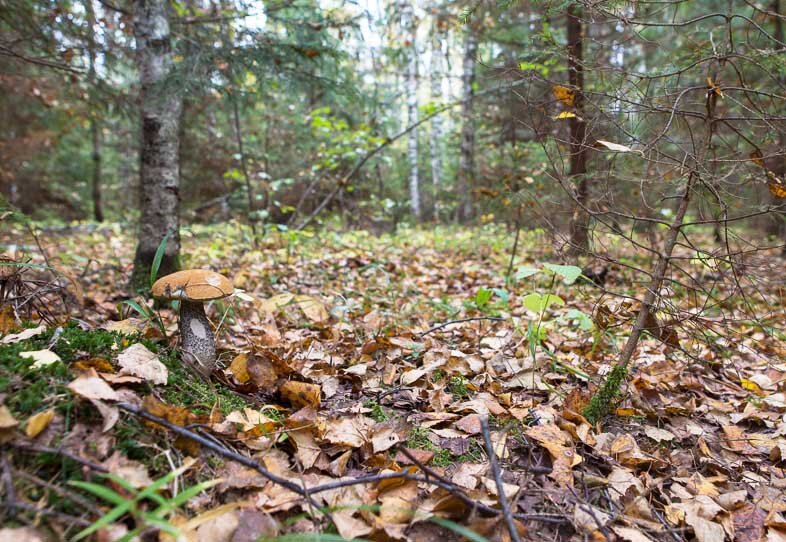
<box><xmin>152</xmin><ymin>269</ymin><xmax>233</xmax><ymax>376</ymax></box>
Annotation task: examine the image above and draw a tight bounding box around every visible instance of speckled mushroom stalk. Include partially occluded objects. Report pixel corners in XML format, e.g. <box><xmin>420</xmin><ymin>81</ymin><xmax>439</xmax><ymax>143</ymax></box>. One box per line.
<box><xmin>178</xmin><ymin>299</ymin><xmax>217</xmax><ymax>376</ymax></box>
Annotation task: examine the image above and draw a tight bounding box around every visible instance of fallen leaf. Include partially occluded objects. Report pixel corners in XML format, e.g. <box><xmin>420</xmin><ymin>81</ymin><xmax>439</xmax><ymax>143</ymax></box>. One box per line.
<box><xmin>2</xmin><ymin>325</ymin><xmax>45</xmax><ymax>344</ymax></box>
<box><xmin>644</xmin><ymin>426</ymin><xmax>676</xmax><ymax>442</ymax></box>
<box><xmin>0</xmin><ymin>406</ymin><xmax>19</xmax><ymax>432</ymax></box>
<box><xmin>117</xmin><ymin>343</ymin><xmax>168</xmax><ymax>385</ymax></box>
<box><xmin>68</xmin><ymin>370</ymin><xmax>119</xmax><ymax>401</ymax></box>
<box><xmin>25</xmin><ymin>409</ymin><xmax>55</xmax><ymax>438</ymax></box>
<box><xmin>525</xmin><ymin>423</ymin><xmax>580</xmax><ymax>487</ymax></box>
<box><xmin>21</xmin><ymin>349</ymin><xmax>61</xmax><ymax>369</ymax></box>
<box><xmin>279</xmin><ymin>381</ymin><xmax>320</xmax><ymax>409</ymax></box>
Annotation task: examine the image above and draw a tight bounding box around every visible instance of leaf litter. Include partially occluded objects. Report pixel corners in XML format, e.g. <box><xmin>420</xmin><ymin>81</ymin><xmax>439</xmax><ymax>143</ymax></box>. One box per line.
<box><xmin>0</xmin><ymin>225</ymin><xmax>785</xmax><ymax>541</ymax></box>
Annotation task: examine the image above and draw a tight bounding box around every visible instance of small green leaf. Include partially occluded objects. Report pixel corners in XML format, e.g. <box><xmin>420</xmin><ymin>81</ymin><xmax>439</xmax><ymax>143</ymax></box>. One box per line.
<box><xmin>543</xmin><ymin>263</ymin><xmax>582</xmax><ymax>284</ymax></box>
<box><xmin>514</xmin><ymin>266</ymin><xmax>540</xmax><ymax>281</ymax></box>
<box><xmin>566</xmin><ymin>309</ymin><xmax>594</xmax><ymax>331</ymax></box>
<box><xmin>523</xmin><ymin>293</ymin><xmax>564</xmax><ymax>313</ymax></box>
<box><xmin>475</xmin><ymin>287</ymin><xmax>492</xmax><ymax>308</ymax></box>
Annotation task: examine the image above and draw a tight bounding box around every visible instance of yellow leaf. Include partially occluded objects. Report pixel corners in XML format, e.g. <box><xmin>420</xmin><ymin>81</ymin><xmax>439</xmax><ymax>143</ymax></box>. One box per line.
<box><xmin>769</xmin><ymin>181</ymin><xmax>786</xmax><ymax>199</ymax></box>
<box><xmin>740</xmin><ymin>378</ymin><xmax>765</xmax><ymax>396</ymax></box>
<box><xmin>279</xmin><ymin>380</ymin><xmax>321</xmax><ymax>409</ymax></box>
<box><xmin>552</xmin><ymin>84</ymin><xmax>576</xmax><ymax>106</ymax></box>
<box><xmin>26</xmin><ymin>409</ymin><xmax>55</xmax><ymax>438</ymax></box>
<box><xmin>227</xmin><ymin>352</ymin><xmax>250</xmax><ymax>384</ymax></box>
<box><xmin>553</xmin><ymin>111</ymin><xmax>576</xmax><ymax>120</ymax></box>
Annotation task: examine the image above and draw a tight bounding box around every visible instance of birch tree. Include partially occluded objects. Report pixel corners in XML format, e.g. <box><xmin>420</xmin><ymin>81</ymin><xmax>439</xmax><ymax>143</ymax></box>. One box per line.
<box><xmin>131</xmin><ymin>0</ymin><xmax>182</xmax><ymax>289</ymax></box>
<box><xmin>402</xmin><ymin>0</ymin><xmax>421</xmax><ymax>220</ymax></box>
<box><xmin>428</xmin><ymin>9</ymin><xmax>446</xmax><ymax>219</ymax></box>
<box><xmin>456</xmin><ymin>26</ymin><xmax>477</xmax><ymax>222</ymax></box>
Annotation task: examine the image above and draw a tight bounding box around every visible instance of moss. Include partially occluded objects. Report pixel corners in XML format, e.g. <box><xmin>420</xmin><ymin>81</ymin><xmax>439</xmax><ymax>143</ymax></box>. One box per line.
<box><xmin>583</xmin><ymin>363</ymin><xmax>629</xmax><ymax>424</ymax></box>
<box><xmin>431</xmin><ymin>449</ymin><xmax>454</xmax><ymax>468</ymax></box>
<box><xmin>406</xmin><ymin>426</ymin><xmax>433</xmax><ymax>451</ymax></box>
<box><xmin>363</xmin><ymin>400</ymin><xmax>389</xmax><ymax>422</ymax></box>
<box><xmin>447</xmin><ymin>375</ymin><xmax>472</xmax><ymax>400</ymax></box>
<box><xmin>160</xmin><ymin>358</ymin><xmax>248</xmax><ymax>415</ymax></box>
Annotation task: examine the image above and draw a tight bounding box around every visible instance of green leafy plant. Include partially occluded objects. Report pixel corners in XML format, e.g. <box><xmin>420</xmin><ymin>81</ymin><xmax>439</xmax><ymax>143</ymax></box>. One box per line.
<box><xmin>119</xmin><ymin>235</ymin><xmax>171</xmax><ymax>335</ymax></box>
<box><xmin>70</xmin><ymin>459</ymin><xmax>219</xmax><ymax>542</ymax></box>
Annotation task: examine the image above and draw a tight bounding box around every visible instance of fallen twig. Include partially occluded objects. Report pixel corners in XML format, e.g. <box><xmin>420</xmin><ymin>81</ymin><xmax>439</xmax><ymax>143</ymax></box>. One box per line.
<box><xmin>480</xmin><ymin>416</ymin><xmax>522</xmax><ymax>542</ymax></box>
<box><xmin>418</xmin><ymin>316</ymin><xmax>505</xmax><ymax>337</ymax></box>
<box><xmin>117</xmin><ymin>402</ymin><xmax>567</xmax><ymax>525</ymax></box>
<box><xmin>7</xmin><ymin>442</ymin><xmax>109</xmax><ymax>473</ymax></box>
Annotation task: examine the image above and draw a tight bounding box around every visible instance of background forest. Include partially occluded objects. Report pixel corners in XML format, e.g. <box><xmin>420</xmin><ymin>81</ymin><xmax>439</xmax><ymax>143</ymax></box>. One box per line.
<box><xmin>2</xmin><ymin>1</ymin><xmax>786</xmax><ymax>541</ymax></box>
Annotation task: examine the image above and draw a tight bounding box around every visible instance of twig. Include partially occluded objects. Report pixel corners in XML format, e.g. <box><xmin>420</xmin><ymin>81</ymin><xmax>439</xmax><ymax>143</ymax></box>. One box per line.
<box><xmin>118</xmin><ymin>403</ymin><xmax>567</xmax><ymax>525</ymax></box>
<box><xmin>7</xmin><ymin>442</ymin><xmax>108</xmax><ymax>473</ymax></box>
<box><xmin>13</xmin><ymin>469</ymin><xmax>96</xmax><ymax>511</ymax></box>
<box><xmin>418</xmin><ymin>316</ymin><xmax>505</xmax><ymax>337</ymax></box>
<box><xmin>117</xmin><ymin>403</ymin><xmax>332</xmax><ymax>525</ymax></box>
<box><xmin>480</xmin><ymin>416</ymin><xmax>521</xmax><ymax>542</ymax></box>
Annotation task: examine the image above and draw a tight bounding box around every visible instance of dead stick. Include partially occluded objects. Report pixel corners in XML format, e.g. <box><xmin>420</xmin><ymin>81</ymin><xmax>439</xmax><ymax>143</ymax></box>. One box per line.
<box><xmin>418</xmin><ymin>316</ymin><xmax>505</xmax><ymax>337</ymax></box>
<box><xmin>118</xmin><ymin>403</ymin><xmax>565</xmax><ymax>525</ymax></box>
<box><xmin>480</xmin><ymin>416</ymin><xmax>521</xmax><ymax>542</ymax></box>
<box><xmin>117</xmin><ymin>402</ymin><xmax>332</xmax><ymax>526</ymax></box>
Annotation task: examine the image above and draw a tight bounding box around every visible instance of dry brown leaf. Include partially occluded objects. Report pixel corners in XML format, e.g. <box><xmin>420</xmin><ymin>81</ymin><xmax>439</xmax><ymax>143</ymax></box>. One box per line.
<box><xmin>68</xmin><ymin>369</ymin><xmax>119</xmax><ymax>401</ymax></box>
<box><xmin>2</xmin><ymin>324</ymin><xmax>45</xmax><ymax>344</ymax></box>
<box><xmin>319</xmin><ymin>416</ymin><xmax>370</xmax><ymax>448</ymax></box>
<box><xmin>0</xmin><ymin>406</ymin><xmax>19</xmax><ymax>432</ymax></box>
<box><xmin>525</xmin><ymin>423</ymin><xmax>580</xmax><ymax>487</ymax></box>
<box><xmin>227</xmin><ymin>352</ymin><xmax>250</xmax><ymax>383</ymax></box>
<box><xmin>279</xmin><ymin>380</ymin><xmax>321</xmax><ymax>409</ymax></box>
<box><xmin>117</xmin><ymin>343</ymin><xmax>167</xmax><ymax>385</ymax></box>
<box><xmin>101</xmin><ymin>451</ymin><xmax>153</xmax><ymax>488</ymax></box>
<box><xmin>287</xmin><ymin>427</ymin><xmax>322</xmax><ymax>469</ymax></box>
<box><xmin>247</xmin><ymin>353</ymin><xmax>278</xmax><ymax>388</ymax></box>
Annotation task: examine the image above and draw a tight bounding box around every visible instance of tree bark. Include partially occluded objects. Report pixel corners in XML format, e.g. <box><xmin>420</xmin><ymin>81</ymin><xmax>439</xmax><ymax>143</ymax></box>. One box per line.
<box><xmin>231</xmin><ymin>95</ymin><xmax>259</xmax><ymax>237</ymax></box>
<box><xmin>566</xmin><ymin>3</ymin><xmax>590</xmax><ymax>256</ymax></box>
<box><xmin>456</xmin><ymin>27</ymin><xmax>477</xmax><ymax>222</ymax></box>
<box><xmin>131</xmin><ymin>0</ymin><xmax>182</xmax><ymax>289</ymax></box>
<box><xmin>767</xmin><ymin>0</ymin><xmax>786</xmax><ymax>247</ymax></box>
<box><xmin>85</xmin><ymin>0</ymin><xmax>104</xmax><ymax>222</ymax></box>
<box><xmin>429</xmin><ymin>12</ymin><xmax>446</xmax><ymax>220</ymax></box>
<box><xmin>402</xmin><ymin>1</ymin><xmax>421</xmax><ymax>220</ymax></box>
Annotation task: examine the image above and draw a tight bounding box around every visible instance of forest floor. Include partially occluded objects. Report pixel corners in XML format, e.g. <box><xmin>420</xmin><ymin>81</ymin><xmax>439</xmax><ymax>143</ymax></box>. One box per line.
<box><xmin>1</xmin><ymin>221</ymin><xmax>785</xmax><ymax>542</ymax></box>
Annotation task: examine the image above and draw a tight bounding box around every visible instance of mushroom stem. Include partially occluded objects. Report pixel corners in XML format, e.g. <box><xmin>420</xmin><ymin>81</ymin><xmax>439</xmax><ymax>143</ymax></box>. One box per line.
<box><xmin>178</xmin><ymin>299</ymin><xmax>217</xmax><ymax>376</ymax></box>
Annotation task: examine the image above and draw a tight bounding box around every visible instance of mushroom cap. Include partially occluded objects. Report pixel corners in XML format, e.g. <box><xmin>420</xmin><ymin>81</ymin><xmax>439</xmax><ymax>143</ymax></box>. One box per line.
<box><xmin>151</xmin><ymin>269</ymin><xmax>233</xmax><ymax>301</ymax></box>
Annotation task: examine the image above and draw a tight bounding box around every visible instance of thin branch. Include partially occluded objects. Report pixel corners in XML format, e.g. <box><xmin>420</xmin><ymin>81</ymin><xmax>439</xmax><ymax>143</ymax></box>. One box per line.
<box><xmin>480</xmin><ymin>416</ymin><xmax>522</xmax><ymax>542</ymax></box>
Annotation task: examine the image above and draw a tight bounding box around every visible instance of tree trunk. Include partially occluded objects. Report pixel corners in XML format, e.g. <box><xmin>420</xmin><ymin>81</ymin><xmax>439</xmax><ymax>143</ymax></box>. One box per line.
<box><xmin>456</xmin><ymin>27</ymin><xmax>477</xmax><ymax>222</ymax></box>
<box><xmin>403</xmin><ymin>1</ymin><xmax>421</xmax><ymax>220</ymax></box>
<box><xmin>131</xmin><ymin>0</ymin><xmax>182</xmax><ymax>290</ymax></box>
<box><xmin>429</xmin><ymin>12</ymin><xmax>446</xmax><ymax>221</ymax></box>
<box><xmin>85</xmin><ymin>0</ymin><xmax>103</xmax><ymax>222</ymax></box>
<box><xmin>767</xmin><ymin>0</ymin><xmax>786</xmax><ymax>247</ymax></box>
<box><xmin>566</xmin><ymin>3</ymin><xmax>590</xmax><ymax>256</ymax></box>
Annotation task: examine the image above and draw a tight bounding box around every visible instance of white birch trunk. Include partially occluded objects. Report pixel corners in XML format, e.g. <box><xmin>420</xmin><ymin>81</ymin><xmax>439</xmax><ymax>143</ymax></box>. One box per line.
<box><xmin>429</xmin><ymin>14</ymin><xmax>445</xmax><ymax>220</ymax></box>
<box><xmin>402</xmin><ymin>1</ymin><xmax>420</xmax><ymax>220</ymax></box>
<box><xmin>456</xmin><ymin>28</ymin><xmax>477</xmax><ymax>222</ymax></box>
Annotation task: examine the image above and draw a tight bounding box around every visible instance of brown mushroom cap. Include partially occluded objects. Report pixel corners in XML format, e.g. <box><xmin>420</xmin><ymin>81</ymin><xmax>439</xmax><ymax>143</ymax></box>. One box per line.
<box><xmin>151</xmin><ymin>269</ymin><xmax>233</xmax><ymax>301</ymax></box>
